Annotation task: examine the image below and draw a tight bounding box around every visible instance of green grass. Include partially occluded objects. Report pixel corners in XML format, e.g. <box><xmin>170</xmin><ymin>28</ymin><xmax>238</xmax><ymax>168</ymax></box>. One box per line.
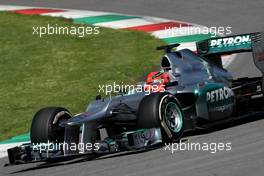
<box><xmin>0</xmin><ymin>12</ymin><xmax>164</xmax><ymax>141</ymax></box>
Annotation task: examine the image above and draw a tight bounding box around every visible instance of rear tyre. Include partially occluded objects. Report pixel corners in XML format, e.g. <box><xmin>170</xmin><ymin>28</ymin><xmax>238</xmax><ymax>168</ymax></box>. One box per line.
<box><xmin>137</xmin><ymin>92</ymin><xmax>184</xmax><ymax>142</ymax></box>
<box><xmin>30</xmin><ymin>107</ymin><xmax>72</xmax><ymax>143</ymax></box>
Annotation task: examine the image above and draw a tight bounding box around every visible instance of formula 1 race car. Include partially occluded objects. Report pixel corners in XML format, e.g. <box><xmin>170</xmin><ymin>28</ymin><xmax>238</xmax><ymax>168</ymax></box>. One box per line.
<box><xmin>6</xmin><ymin>32</ymin><xmax>264</xmax><ymax>165</ymax></box>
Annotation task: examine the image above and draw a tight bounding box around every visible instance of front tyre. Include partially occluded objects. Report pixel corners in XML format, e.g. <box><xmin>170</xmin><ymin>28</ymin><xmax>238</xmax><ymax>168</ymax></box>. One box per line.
<box><xmin>30</xmin><ymin>107</ymin><xmax>72</xmax><ymax>143</ymax></box>
<box><xmin>137</xmin><ymin>92</ymin><xmax>184</xmax><ymax>142</ymax></box>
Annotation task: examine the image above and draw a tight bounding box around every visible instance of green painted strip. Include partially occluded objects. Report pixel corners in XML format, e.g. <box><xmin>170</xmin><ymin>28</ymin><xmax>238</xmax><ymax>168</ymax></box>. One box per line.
<box><xmin>163</xmin><ymin>33</ymin><xmax>214</xmax><ymax>44</ymax></box>
<box><xmin>74</xmin><ymin>14</ymin><xmax>139</xmax><ymax>24</ymax></box>
<box><xmin>0</xmin><ymin>133</ymin><xmax>30</xmax><ymax>144</ymax></box>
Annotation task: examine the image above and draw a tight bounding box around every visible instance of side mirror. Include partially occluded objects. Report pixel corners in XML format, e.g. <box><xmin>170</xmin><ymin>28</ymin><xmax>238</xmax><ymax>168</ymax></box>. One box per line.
<box><xmin>165</xmin><ymin>81</ymin><xmax>178</xmax><ymax>88</ymax></box>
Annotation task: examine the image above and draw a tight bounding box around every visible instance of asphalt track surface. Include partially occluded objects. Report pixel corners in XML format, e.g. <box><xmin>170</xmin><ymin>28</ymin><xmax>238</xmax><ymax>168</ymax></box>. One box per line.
<box><xmin>1</xmin><ymin>1</ymin><xmax>264</xmax><ymax>175</ymax></box>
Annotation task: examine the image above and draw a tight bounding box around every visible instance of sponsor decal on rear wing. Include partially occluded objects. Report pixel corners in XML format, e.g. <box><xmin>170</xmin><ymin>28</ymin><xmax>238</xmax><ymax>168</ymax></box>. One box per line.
<box><xmin>196</xmin><ymin>32</ymin><xmax>264</xmax><ymax>75</ymax></box>
<box><xmin>209</xmin><ymin>34</ymin><xmax>251</xmax><ymax>53</ymax></box>
<box><xmin>196</xmin><ymin>33</ymin><xmax>257</xmax><ymax>55</ymax></box>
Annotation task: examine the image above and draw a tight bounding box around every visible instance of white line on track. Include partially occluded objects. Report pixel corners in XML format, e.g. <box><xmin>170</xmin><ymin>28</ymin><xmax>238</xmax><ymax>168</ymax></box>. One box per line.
<box><xmin>95</xmin><ymin>18</ymin><xmax>154</xmax><ymax>29</ymax></box>
<box><xmin>42</xmin><ymin>10</ymin><xmax>109</xmax><ymax>19</ymax></box>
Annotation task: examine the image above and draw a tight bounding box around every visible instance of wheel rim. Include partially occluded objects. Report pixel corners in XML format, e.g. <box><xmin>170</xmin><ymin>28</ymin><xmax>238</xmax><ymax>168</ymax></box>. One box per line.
<box><xmin>164</xmin><ymin>102</ymin><xmax>183</xmax><ymax>133</ymax></box>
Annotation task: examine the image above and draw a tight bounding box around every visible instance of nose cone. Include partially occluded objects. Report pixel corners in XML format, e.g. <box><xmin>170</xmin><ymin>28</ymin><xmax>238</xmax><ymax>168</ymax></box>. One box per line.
<box><xmin>59</xmin><ymin>112</ymin><xmax>88</xmax><ymax>127</ymax></box>
<box><xmin>59</xmin><ymin>106</ymin><xmax>109</xmax><ymax>127</ymax></box>
<box><xmin>60</xmin><ymin>97</ymin><xmax>112</xmax><ymax>127</ymax></box>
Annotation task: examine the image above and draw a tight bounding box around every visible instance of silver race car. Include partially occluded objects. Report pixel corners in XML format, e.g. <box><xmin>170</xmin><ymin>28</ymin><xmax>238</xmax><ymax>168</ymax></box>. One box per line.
<box><xmin>6</xmin><ymin>32</ymin><xmax>264</xmax><ymax>165</ymax></box>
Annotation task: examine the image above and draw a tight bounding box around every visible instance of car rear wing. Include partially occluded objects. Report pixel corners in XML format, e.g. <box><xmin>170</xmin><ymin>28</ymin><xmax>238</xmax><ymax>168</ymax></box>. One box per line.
<box><xmin>196</xmin><ymin>32</ymin><xmax>264</xmax><ymax>75</ymax></box>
